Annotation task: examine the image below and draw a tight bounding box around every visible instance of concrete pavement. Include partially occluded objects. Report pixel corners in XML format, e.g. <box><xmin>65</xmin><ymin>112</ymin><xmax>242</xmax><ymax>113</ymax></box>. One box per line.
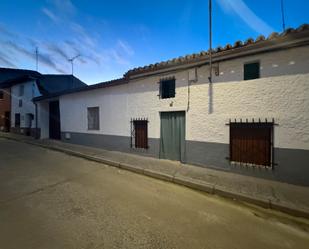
<box><xmin>1</xmin><ymin>138</ymin><xmax>309</xmax><ymax>249</ymax></box>
<box><xmin>1</xmin><ymin>131</ymin><xmax>309</xmax><ymax>219</ymax></box>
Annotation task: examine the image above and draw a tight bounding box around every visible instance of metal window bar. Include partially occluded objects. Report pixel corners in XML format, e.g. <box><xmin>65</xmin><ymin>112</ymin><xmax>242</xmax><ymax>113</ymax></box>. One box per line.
<box><xmin>226</xmin><ymin>118</ymin><xmax>278</xmax><ymax>169</ymax></box>
<box><xmin>130</xmin><ymin>118</ymin><xmax>149</xmax><ymax>149</ymax></box>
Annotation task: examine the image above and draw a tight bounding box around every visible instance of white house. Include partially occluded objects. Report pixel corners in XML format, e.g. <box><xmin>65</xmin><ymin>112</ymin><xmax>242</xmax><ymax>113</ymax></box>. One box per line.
<box><xmin>35</xmin><ymin>24</ymin><xmax>309</xmax><ymax>186</ymax></box>
<box><xmin>10</xmin><ymin>78</ymin><xmax>40</xmax><ymax>136</ymax></box>
<box><xmin>1</xmin><ymin>71</ymin><xmax>86</xmax><ymax>138</ymax></box>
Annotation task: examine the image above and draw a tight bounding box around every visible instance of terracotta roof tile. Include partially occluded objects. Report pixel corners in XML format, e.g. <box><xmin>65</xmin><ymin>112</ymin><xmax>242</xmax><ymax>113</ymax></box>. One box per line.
<box><xmin>125</xmin><ymin>23</ymin><xmax>309</xmax><ymax>77</ymax></box>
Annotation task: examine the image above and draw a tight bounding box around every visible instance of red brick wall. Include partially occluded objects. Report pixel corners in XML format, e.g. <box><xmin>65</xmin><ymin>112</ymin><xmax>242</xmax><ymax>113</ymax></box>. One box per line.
<box><xmin>0</xmin><ymin>88</ymin><xmax>11</xmax><ymax>131</ymax></box>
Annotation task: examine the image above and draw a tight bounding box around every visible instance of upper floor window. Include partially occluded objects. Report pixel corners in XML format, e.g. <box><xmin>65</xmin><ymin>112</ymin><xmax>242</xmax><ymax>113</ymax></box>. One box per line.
<box><xmin>19</xmin><ymin>85</ymin><xmax>24</xmax><ymax>96</ymax></box>
<box><xmin>0</xmin><ymin>90</ymin><xmax>3</xmax><ymax>99</ymax></box>
<box><xmin>244</xmin><ymin>62</ymin><xmax>260</xmax><ymax>80</ymax></box>
<box><xmin>19</xmin><ymin>99</ymin><xmax>23</xmax><ymax>107</ymax></box>
<box><xmin>160</xmin><ymin>78</ymin><xmax>175</xmax><ymax>99</ymax></box>
<box><xmin>87</xmin><ymin>107</ymin><xmax>100</xmax><ymax>130</ymax></box>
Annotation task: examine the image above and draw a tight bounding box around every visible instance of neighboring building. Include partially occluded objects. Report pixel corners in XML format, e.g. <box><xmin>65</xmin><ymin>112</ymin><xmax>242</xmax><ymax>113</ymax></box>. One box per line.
<box><xmin>0</xmin><ymin>68</ymin><xmax>40</xmax><ymax>133</ymax></box>
<box><xmin>0</xmin><ymin>87</ymin><xmax>11</xmax><ymax>132</ymax></box>
<box><xmin>34</xmin><ymin>24</ymin><xmax>309</xmax><ymax>186</ymax></box>
<box><xmin>0</xmin><ymin>68</ymin><xmax>86</xmax><ymax>138</ymax></box>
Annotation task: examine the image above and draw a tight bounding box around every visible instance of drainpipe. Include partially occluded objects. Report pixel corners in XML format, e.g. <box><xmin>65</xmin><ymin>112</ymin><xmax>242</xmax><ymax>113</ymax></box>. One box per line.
<box><xmin>35</xmin><ymin>102</ymin><xmax>39</xmax><ymax>139</ymax></box>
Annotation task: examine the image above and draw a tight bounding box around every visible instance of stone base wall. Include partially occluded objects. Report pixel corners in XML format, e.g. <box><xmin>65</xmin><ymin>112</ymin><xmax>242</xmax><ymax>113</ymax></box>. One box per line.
<box><xmin>61</xmin><ymin>131</ymin><xmax>309</xmax><ymax>186</ymax></box>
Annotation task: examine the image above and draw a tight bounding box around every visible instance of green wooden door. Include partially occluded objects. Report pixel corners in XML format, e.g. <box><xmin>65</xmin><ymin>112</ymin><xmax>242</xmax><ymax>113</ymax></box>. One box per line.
<box><xmin>159</xmin><ymin>111</ymin><xmax>186</xmax><ymax>162</ymax></box>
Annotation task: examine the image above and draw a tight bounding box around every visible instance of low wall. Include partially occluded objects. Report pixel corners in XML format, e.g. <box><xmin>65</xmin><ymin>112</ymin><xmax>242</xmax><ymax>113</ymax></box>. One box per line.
<box><xmin>11</xmin><ymin>127</ymin><xmax>41</xmax><ymax>139</ymax></box>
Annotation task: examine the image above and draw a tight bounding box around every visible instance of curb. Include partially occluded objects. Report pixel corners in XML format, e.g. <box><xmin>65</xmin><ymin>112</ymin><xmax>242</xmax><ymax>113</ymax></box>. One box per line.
<box><xmin>1</xmin><ymin>134</ymin><xmax>309</xmax><ymax>219</ymax></box>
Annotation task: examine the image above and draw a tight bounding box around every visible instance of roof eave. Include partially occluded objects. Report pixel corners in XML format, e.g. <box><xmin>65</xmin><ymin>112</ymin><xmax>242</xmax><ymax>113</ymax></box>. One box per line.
<box><xmin>126</xmin><ymin>30</ymin><xmax>309</xmax><ymax>79</ymax></box>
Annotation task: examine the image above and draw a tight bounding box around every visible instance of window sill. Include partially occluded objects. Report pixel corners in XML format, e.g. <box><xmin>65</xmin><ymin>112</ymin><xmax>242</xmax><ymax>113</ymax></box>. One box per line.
<box><xmin>229</xmin><ymin>160</ymin><xmax>272</xmax><ymax>169</ymax></box>
<box><xmin>131</xmin><ymin>146</ymin><xmax>149</xmax><ymax>151</ymax></box>
<box><xmin>243</xmin><ymin>77</ymin><xmax>260</xmax><ymax>81</ymax></box>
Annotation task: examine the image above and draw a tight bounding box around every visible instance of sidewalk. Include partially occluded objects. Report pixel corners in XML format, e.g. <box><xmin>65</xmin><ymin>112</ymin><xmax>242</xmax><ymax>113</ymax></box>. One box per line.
<box><xmin>1</xmin><ymin>131</ymin><xmax>309</xmax><ymax>219</ymax></box>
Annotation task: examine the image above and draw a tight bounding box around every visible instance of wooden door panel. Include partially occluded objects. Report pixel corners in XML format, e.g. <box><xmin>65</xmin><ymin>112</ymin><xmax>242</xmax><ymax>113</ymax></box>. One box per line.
<box><xmin>134</xmin><ymin>121</ymin><xmax>148</xmax><ymax>149</ymax></box>
<box><xmin>230</xmin><ymin>124</ymin><xmax>272</xmax><ymax>166</ymax></box>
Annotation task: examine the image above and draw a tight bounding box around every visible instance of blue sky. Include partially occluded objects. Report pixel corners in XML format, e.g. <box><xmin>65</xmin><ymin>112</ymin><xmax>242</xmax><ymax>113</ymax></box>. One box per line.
<box><xmin>0</xmin><ymin>0</ymin><xmax>308</xmax><ymax>84</ymax></box>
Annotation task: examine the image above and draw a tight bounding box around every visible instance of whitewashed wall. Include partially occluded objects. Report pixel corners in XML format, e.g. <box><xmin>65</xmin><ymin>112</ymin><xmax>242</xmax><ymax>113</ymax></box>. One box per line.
<box><xmin>60</xmin><ymin>46</ymin><xmax>309</xmax><ymax>151</ymax></box>
<box><xmin>11</xmin><ymin>80</ymin><xmax>41</xmax><ymax>128</ymax></box>
<box><xmin>37</xmin><ymin>100</ymin><xmax>49</xmax><ymax>139</ymax></box>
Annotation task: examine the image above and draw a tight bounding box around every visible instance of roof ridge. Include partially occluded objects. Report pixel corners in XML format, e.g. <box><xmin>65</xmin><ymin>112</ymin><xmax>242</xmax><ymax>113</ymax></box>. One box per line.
<box><xmin>125</xmin><ymin>23</ymin><xmax>309</xmax><ymax>77</ymax></box>
<box><xmin>0</xmin><ymin>67</ymin><xmax>39</xmax><ymax>73</ymax></box>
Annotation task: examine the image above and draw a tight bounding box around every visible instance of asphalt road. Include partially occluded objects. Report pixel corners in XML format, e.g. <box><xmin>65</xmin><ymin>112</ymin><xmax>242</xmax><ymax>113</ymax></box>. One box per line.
<box><xmin>0</xmin><ymin>138</ymin><xmax>309</xmax><ymax>249</ymax></box>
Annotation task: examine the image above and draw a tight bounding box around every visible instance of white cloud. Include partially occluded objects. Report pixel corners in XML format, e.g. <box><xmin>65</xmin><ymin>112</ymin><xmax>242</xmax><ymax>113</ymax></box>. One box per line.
<box><xmin>70</xmin><ymin>22</ymin><xmax>97</xmax><ymax>48</ymax></box>
<box><xmin>42</xmin><ymin>8</ymin><xmax>60</xmax><ymax>23</ymax></box>
<box><xmin>48</xmin><ymin>0</ymin><xmax>76</xmax><ymax>15</ymax></box>
<box><xmin>216</xmin><ymin>0</ymin><xmax>273</xmax><ymax>34</ymax></box>
<box><xmin>117</xmin><ymin>40</ymin><xmax>134</xmax><ymax>56</ymax></box>
<box><xmin>109</xmin><ymin>49</ymin><xmax>130</xmax><ymax>66</ymax></box>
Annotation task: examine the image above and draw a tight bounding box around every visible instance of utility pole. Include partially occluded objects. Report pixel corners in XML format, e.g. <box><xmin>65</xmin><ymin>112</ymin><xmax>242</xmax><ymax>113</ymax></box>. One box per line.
<box><xmin>68</xmin><ymin>54</ymin><xmax>80</xmax><ymax>76</ymax></box>
<box><xmin>208</xmin><ymin>0</ymin><xmax>213</xmax><ymax>114</ymax></box>
<box><xmin>281</xmin><ymin>0</ymin><xmax>286</xmax><ymax>31</ymax></box>
<box><xmin>35</xmin><ymin>47</ymin><xmax>39</xmax><ymax>72</ymax></box>
<box><xmin>208</xmin><ymin>0</ymin><xmax>212</xmax><ymax>83</ymax></box>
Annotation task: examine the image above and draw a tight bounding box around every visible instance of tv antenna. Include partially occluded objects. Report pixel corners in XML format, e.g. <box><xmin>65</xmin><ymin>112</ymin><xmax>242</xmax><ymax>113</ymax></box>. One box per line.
<box><xmin>35</xmin><ymin>47</ymin><xmax>39</xmax><ymax>71</ymax></box>
<box><xmin>68</xmin><ymin>54</ymin><xmax>80</xmax><ymax>75</ymax></box>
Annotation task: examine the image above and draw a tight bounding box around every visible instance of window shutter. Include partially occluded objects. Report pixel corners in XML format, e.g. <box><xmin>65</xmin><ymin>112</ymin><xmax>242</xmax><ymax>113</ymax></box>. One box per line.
<box><xmin>244</xmin><ymin>62</ymin><xmax>260</xmax><ymax>80</ymax></box>
<box><xmin>87</xmin><ymin>107</ymin><xmax>100</xmax><ymax>130</ymax></box>
<box><xmin>171</xmin><ymin>80</ymin><xmax>175</xmax><ymax>97</ymax></box>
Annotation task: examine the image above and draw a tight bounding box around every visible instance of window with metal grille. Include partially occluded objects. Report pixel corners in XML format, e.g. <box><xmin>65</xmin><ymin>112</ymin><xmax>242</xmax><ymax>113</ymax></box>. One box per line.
<box><xmin>87</xmin><ymin>107</ymin><xmax>100</xmax><ymax>130</ymax></box>
<box><xmin>229</xmin><ymin>122</ymin><xmax>273</xmax><ymax>167</ymax></box>
<box><xmin>15</xmin><ymin>113</ymin><xmax>20</xmax><ymax>127</ymax></box>
<box><xmin>131</xmin><ymin>119</ymin><xmax>148</xmax><ymax>149</ymax></box>
<box><xmin>244</xmin><ymin>62</ymin><xmax>260</xmax><ymax>80</ymax></box>
<box><xmin>160</xmin><ymin>79</ymin><xmax>175</xmax><ymax>99</ymax></box>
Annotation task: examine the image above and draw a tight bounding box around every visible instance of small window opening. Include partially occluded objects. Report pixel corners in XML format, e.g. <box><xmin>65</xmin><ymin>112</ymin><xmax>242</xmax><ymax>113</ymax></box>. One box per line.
<box><xmin>244</xmin><ymin>62</ymin><xmax>260</xmax><ymax>80</ymax></box>
<box><xmin>160</xmin><ymin>79</ymin><xmax>175</xmax><ymax>99</ymax></box>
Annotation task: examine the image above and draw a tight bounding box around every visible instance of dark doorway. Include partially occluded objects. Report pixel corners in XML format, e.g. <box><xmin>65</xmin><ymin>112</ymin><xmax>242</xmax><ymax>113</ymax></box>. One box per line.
<box><xmin>160</xmin><ymin>111</ymin><xmax>186</xmax><ymax>162</ymax></box>
<box><xmin>134</xmin><ymin>120</ymin><xmax>148</xmax><ymax>149</ymax></box>
<box><xmin>15</xmin><ymin>113</ymin><xmax>20</xmax><ymax>128</ymax></box>
<box><xmin>49</xmin><ymin>101</ymin><xmax>61</xmax><ymax>140</ymax></box>
<box><xmin>4</xmin><ymin>112</ymin><xmax>10</xmax><ymax>132</ymax></box>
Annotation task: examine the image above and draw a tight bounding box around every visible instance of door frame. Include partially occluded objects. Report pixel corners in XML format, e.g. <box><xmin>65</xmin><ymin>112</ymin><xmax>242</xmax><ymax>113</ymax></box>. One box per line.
<box><xmin>159</xmin><ymin>110</ymin><xmax>186</xmax><ymax>162</ymax></box>
<box><xmin>49</xmin><ymin>100</ymin><xmax>61</xmax><ymax>140</ymax></box>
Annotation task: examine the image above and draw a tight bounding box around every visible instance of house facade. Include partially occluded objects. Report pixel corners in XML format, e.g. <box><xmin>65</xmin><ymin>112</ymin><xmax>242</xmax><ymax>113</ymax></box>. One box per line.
<box><xmin>35</xmin><ymin>24</ymin><xmax>309</xmax><ymax>186</ymax></box>
<box><xmin>0</xmin><ymin>69</ymin><xmax>40</xmax><ymax>134</ymax></box>
<box><xmin>10</xmin><ymin>79</ymin><xmax>41</xmax><ymax>136</ymax></box>
<box><xmin>0</xmin><ymin>87</ymin><xmax>11</xmax><ymax>132</ymax></box>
